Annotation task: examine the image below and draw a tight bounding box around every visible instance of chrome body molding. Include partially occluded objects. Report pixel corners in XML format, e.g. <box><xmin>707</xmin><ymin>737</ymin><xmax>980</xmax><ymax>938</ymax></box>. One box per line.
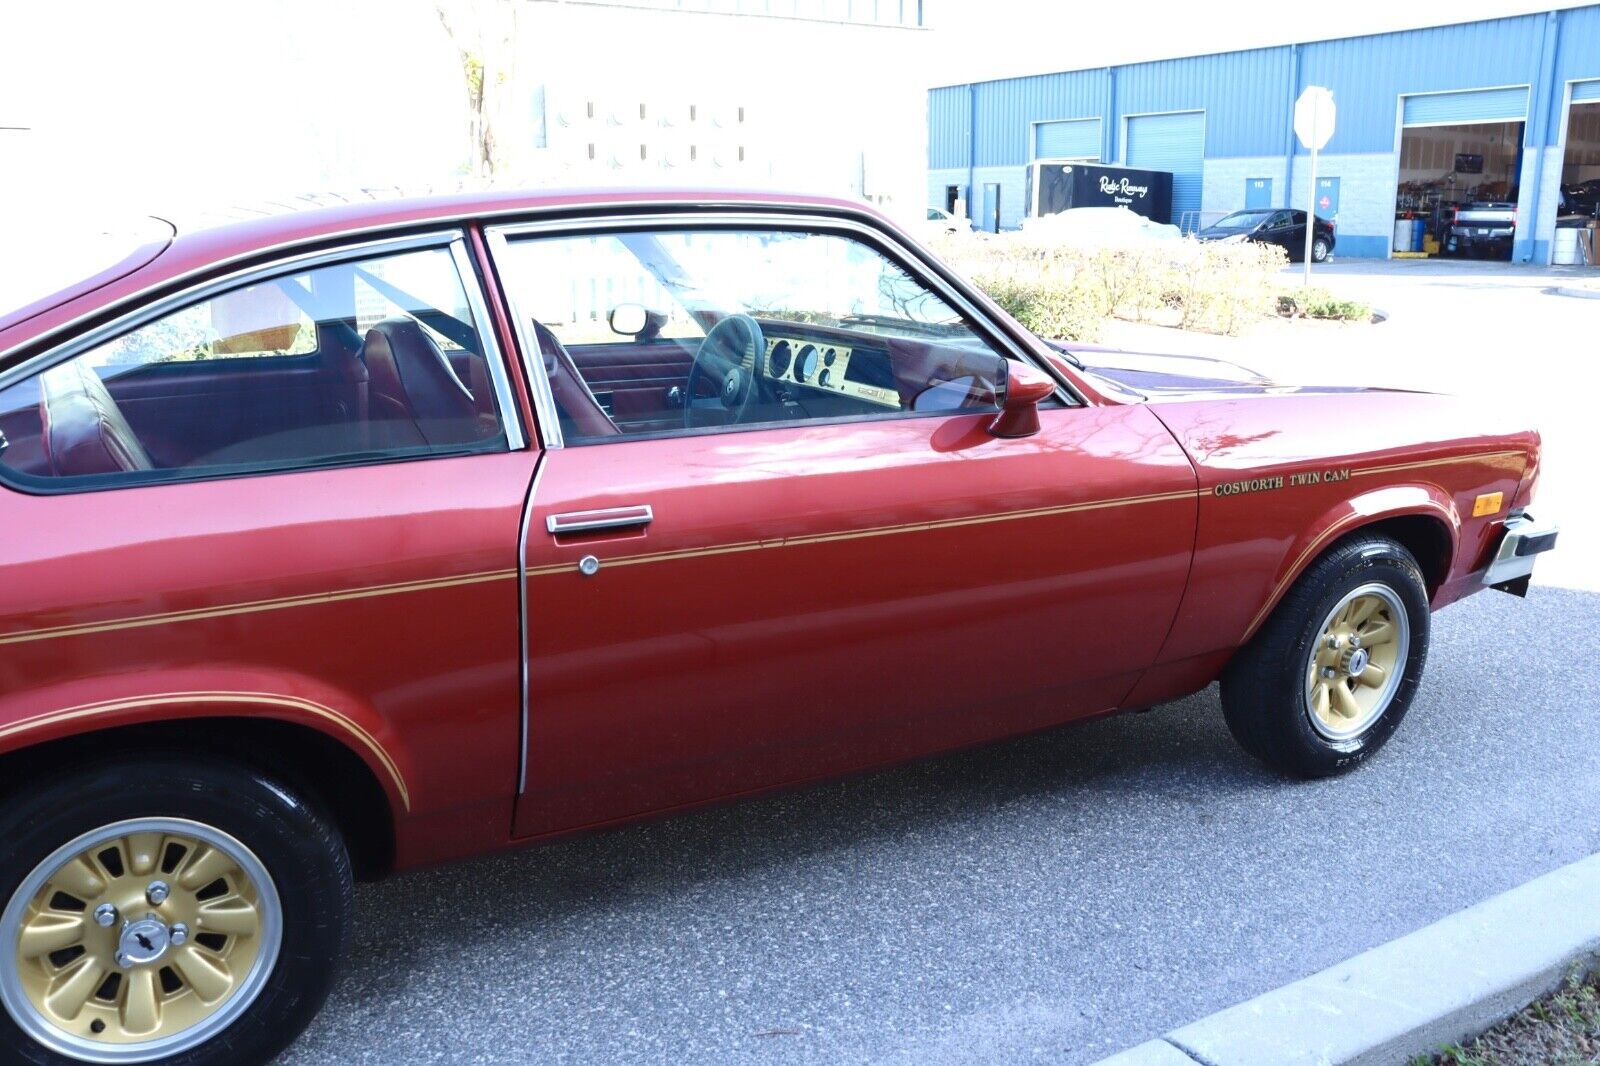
<box><xmin>514</xmin><ymin>452</ymin><xmax>548</xmax><ymax>795</ymax></box>
<box><xmin>447</xmin><ymin>238</ymin><xmax>527</xmax><ymax>451</ymax></box>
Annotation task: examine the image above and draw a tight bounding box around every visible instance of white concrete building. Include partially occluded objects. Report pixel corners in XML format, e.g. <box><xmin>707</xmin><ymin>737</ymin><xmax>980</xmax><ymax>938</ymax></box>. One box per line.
<box><xmin>517</xmin><ymin>0</ymin><xmax>930</xmax><ymax>214</ymax></box>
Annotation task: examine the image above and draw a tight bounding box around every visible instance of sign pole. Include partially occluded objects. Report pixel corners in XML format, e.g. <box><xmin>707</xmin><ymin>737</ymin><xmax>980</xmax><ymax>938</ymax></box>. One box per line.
<box><xmin>1303</xmin><ymin>107</ymin><xmax>1318</xmax><ymax>288</ymax></box>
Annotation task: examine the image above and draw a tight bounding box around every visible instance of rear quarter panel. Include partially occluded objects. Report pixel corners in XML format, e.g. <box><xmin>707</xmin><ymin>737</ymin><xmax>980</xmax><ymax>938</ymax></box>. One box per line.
<box><xmin>1144</xmin><ymin>388</ymin><xmax>1536</xmax><ymax>666</ymax></box>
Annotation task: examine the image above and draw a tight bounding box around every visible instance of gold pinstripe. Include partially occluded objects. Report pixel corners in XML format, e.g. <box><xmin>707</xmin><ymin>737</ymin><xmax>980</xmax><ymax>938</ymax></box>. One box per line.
<box><xmin>1241</xmin><ymin>511</ymin><xmax>1407</xmax><ymax>637</ymax></box>
<box><xmin>0</xmin><ymin>450</ymin><xmax>1525</xmax><ymax>647</ymax></box>
<box><xmin>0</xmin><ymin>491</ymin><xmax>1203</xmax><ymax>646</ymax></box>
<box><xmin>529</xmin><ymin>488</ymin><xmax>1202</xmax><ymax>577</ymax></box>
<box><xmin>0</xmin><ymin>569</ymin><xmax>519</xmax><ymax>648</ymax></box>
<box><xmin>1350</xmin><ymin>450</ymin><xmax>1526</xmax><ymax>478</ymax></box>
<box><xmin>0</xmin><ymin>691</ymin><xmax>411</xmax><ymax>810</ymax></box>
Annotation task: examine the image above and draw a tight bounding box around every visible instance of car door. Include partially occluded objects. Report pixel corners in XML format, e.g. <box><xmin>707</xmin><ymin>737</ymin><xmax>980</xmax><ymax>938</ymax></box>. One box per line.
<box><xmin>1255</xmin><ymin>210</ymin><xmax>1287</xmax><ymax>252</ymax></box>
<box><xmin>1282</xmin><ymin>211</ymin><xmax>1309</xmax><ymax>254</ymax></box>
<box><xmin>489</xmin><ymin>215</ymin><xmax>1199</xmax><ymax>839</ymax></box>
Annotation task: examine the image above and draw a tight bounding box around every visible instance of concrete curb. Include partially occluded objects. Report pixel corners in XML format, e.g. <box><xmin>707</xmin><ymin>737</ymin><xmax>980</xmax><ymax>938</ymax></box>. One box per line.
<box><xmin>1093</xmin><ymin>852</ymin><xmax>1600</xmax><ymax>1066</ymax></box>
<box><xmin>1552</xmin><ymin>284</ymin><xmax>1600</xmax><ymax>300</ymax></box>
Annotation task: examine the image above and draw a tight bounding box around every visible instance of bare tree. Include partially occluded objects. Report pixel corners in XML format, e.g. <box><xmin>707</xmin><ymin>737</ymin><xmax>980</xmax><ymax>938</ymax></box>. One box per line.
<box><xmin>434</xmin><ymin>0</ymin><xmax>522</xmax><ymax>178</ymax></box>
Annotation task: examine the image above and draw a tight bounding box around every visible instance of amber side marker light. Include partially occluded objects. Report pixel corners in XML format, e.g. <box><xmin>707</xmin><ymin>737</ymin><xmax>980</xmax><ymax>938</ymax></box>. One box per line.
<box><xmin>1473</xmin><ymin>492</ymin><xmax>1505</xmax><ymax>517</ymax></box>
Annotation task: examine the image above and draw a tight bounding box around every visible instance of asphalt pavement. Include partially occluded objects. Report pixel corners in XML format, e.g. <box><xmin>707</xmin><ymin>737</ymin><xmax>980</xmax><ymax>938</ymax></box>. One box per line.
<box><xmin>281</xmin><ymin>583</ymin><xmax>1600</xmax><ymax>1065</ymax></box>
<box><xmin>281</xmin><ymin>259</ymin><xmax>1600</xmax><ymax>1065</ymax></box>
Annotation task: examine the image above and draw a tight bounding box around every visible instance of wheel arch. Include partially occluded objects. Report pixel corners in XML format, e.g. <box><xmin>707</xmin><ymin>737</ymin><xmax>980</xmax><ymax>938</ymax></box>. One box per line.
<box><xmin>0</xmin><ymin>715</ymin><xmax>397</xmax><ymax>881</ymax></box>
<box><xmin>1241</xmin><ymin>484</ymin><xmax>1460</xmax><ymax>643</ymax></box>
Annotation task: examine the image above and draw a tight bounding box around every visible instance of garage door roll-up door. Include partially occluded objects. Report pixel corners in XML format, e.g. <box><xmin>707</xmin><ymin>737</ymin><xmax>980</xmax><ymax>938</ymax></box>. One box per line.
<box><xmin>1573</xmin><ymin>81</ymin><xmax>1600</xmax><ymax>104</ymax></box>
<box><xmin>1125</xmin><ymin>111</ymin><xmax>1203</xmax><ymax>230</ymax></box>
<box><xmin>1035</xmin><ymin>119</ymin><xmax>1100</xmax><ymax>161</ymax></box>
<box><xmin>1402</xmin><ymin>86</ymin><xmax>1529</xmax><ymax>126</ymax></box>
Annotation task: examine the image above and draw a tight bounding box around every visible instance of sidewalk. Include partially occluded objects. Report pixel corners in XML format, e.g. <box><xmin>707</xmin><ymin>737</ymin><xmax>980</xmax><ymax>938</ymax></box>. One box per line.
<box><xmin>1094</xmin><ymin>851</ymin><xmax>1600</xmax><ymax>1066</ymax></box>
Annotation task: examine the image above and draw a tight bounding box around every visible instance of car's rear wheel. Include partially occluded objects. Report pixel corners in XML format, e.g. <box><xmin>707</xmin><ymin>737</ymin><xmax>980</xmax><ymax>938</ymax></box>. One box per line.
<box><xmin>1311</xmin><ymin>237</ymin><xmax>1331</xmax><ymax>263</ymax></box>
<box><xmin>1220</xmin><ymin>534</ymin><xmax>1430</xmax><ymax>777</ymax></box>
<box><xmin>0</xmin><ymin>758</ymin><xmax>351</xmax><ymax>1064</ymax></box>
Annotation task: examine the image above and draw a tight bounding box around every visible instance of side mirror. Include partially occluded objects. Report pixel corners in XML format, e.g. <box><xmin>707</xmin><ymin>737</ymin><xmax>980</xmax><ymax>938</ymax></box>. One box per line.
<box><xmin>608</xmin><ymin>303</ymin><xmax>649</xmax><ymax>337</ymax></box>
<box><xmin>988</xmin><ymin>360</ymin><xmax>1056</xmax><ymax>438</ymax></box>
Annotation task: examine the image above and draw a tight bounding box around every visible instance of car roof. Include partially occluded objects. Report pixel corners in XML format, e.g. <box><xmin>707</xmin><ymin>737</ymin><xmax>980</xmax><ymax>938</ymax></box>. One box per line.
<box><xmin>0</xmin><ymin>186</ymin><xmax>874</xmax><ymax>353</ymax></box>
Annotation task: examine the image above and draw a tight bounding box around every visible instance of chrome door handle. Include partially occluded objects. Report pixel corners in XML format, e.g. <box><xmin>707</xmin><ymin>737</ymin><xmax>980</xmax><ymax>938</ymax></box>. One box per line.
<box><xmin>546</xmin><ymin>505</ymin><xmax>654</xmax><ymax>535</ymax></box>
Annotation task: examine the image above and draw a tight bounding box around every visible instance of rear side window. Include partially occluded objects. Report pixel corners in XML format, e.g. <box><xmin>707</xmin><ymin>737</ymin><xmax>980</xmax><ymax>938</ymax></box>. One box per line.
<box><xmin>0</xmin><ymin>243</ymin><xmax>510</xmax><ymax>491</ymax></box>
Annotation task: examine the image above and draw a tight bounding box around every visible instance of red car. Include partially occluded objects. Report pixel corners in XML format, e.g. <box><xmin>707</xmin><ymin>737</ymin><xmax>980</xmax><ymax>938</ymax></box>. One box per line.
<box><xmin>0</xmin><ymin>189</ymin><xmax>1556</xmax><ymax>1064</ymax></box>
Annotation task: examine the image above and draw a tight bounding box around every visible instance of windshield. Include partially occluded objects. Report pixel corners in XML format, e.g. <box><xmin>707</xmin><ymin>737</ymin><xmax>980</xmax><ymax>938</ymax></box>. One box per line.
<box><xmin>1210</xmin><ymin>211</ymin><xmax>1275</xmax><ymax>230</ymax></box>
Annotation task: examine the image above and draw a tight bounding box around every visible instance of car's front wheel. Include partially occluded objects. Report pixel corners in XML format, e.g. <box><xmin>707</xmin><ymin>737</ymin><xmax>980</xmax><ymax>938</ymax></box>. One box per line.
<box><xmin>1220</xmin><ymin>534</ymin><xmax>1430</xmax><ymax>777</ymax></box>
<box><xmin>0</xmin><ymin>758</ymin><xmax>351</xmax><ymax>1064</ymax></box>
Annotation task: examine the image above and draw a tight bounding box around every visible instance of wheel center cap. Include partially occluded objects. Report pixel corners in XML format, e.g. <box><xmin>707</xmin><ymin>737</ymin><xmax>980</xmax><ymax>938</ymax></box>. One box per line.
<box><xmin>1347</xmin><ymin>647</ymin><xmax>1370</xmax><ymax>675</ymax></box>
<box><xmin>117</xmin><ymin>916</ymin><xmax>171</xmax><ymax>966</ymax></box>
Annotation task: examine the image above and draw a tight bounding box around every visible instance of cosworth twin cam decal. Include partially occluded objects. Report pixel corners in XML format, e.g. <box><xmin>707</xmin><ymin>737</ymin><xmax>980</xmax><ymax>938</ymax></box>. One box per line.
<box><xmin>1213</xmin><ymin>467</ymin><xmax>1352</xmax><ymax>497</ymax></box>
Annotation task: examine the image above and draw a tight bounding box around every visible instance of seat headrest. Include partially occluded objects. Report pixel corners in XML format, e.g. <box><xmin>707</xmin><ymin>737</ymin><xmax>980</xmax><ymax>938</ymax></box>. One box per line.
<box><xmin>39</xmin><ymin>360</ymin><xmax>154</xmax><ymax>477</ymax></box>
<box><xmin>363</xmin><ymin>318</ymin><xmax>480</xmax><ymax>445</ymax></box>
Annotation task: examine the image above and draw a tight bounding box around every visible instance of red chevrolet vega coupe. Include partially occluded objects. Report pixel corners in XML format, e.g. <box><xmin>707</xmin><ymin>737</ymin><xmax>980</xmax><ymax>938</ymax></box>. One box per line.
<box><xmin>0</xmin><ymin>189</ymin><xmax>1557</xmax><ymax>1064</ymax></box>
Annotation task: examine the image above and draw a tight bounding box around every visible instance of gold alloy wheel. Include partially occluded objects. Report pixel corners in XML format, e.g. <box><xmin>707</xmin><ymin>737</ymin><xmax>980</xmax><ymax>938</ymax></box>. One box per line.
<box><xmin>2</xmin><ymin>818</ymin><xmax>281</xmax><ymax>1062</ymax></box>
<box><xmin>1304</xmin><ymin>582</ymin><xmax>1411</xmax><ymax>741</ymax></box>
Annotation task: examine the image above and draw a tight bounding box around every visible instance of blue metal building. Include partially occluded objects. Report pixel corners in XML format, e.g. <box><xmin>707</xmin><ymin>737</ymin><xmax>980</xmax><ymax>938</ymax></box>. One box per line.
<box><xmin>928</xmin><ymin>5</ymin><xmax>1600</xmax><ymax>262</ymax></box>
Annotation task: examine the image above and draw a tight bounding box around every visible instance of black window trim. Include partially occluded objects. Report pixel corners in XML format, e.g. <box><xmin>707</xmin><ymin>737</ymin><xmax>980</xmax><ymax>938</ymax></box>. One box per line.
<box><xmin>0</xmin><ymin>230</ymin><xmax>528</xmax><ymax>496</ymax></box>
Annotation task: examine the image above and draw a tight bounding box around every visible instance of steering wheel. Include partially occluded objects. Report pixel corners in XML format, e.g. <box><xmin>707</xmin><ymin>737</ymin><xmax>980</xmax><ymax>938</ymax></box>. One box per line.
<box><xmin>684</xmin><ymin>314</ymin><xmax>765</xmax><ymax>429</ymax></box>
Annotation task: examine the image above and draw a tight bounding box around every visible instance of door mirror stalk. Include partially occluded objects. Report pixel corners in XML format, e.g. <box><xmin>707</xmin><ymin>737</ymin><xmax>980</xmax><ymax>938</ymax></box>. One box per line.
<box><xmin>988</xmin><ymin>361</ymin><xmax>1056</xmax><ymax>439</ymax></box>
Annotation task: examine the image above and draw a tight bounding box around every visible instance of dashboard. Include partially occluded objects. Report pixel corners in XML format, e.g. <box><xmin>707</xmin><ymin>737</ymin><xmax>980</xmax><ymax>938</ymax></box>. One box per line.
<box><xmin>762</xmin><ymin>335</ymin><xmax>900</xmax><ymax>410</ymax></box>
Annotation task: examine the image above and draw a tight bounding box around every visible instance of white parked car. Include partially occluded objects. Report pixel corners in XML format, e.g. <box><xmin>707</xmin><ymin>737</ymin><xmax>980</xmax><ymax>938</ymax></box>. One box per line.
<box><xmin>1020</xmin><ymin>206</ymin><xmax>1181</xmax><ymax>247</ymax></box>
<box><xmin>923</xmin><ymin>205</ymin><xmax>974</xmax><ymax>237</ymax></box>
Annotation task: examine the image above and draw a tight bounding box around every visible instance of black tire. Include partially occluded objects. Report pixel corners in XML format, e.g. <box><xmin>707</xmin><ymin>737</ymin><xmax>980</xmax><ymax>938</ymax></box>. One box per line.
<box><xmin>1220</xmin><ymin>534</ymin><xmax>1431</xmax><ymax>777</ymax></box>
<box><xmin>1311</xmin><ymin>237</ymin><xmax>1331</xmax><ymax>263</ymax></box>
<box><xmin>0</xmin><ymin>757</ymin><xmax>352</xmax><ymax>1065</ymax></box>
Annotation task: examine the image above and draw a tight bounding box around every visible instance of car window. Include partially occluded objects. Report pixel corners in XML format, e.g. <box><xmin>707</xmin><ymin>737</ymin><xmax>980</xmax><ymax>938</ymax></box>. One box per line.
<box><xmin>1221</xmin><ymin>210</ymin><xmax>1274</xmax><ymax>228</ymax></box>
<box><xmin>927</xmin><ymin>208</ymin><xmax>944</xmax><ymax>221</ymax></box>
<box><xmin>0</xmin><ymin>243</ymin><xmax>509</xmax><ymax>491</ymax></box>
<box><xmin>496</xmin><ymin>227</ymin><xmax>1015</xmax><ymax>444</ymax></box>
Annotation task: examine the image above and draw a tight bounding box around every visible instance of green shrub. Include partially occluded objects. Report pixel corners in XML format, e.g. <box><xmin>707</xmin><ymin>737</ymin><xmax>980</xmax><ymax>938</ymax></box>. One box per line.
<box><xmin>929</xmin><ymin>231</ymin><xmax>1289</xmax><ymax>339</ymax></box>
<box><xmin>966</xmin><ymin>259</ymin><xmax>1108</xmax><ymax>342</ymax></box>
<box><xmin>1277</xmin><ymin>287</ymin><xmax>1372</xmax><ymax>321</ymax></box>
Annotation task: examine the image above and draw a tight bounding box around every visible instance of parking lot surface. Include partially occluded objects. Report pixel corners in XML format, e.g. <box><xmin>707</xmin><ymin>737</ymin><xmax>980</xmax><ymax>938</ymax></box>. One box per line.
<box><xmin>281</xmin><ymin>588</ymin><xmax>1599</xmax><ymax>1066</ymax></box>
<box><xmin>282</xmin><ymin>260</ymin><xmax>1600</xmax><ymax>1065</ymax></box>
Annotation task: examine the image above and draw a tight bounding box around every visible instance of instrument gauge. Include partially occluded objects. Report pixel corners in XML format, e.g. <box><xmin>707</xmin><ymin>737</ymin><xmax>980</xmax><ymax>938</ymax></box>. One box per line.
<box><xmin>824</xmin><ymin>348</ymin><xmax>837</xmax><ymax>366</ymax></box>
<box><xmin>768</xmin><ymin>341</ymin><xmax>792</xmax><ymax>378</ymax></box>
<box><xmin>796</xmin><ymin>344</ymin><xmax>818</xmax><ymax>382</ymax></box>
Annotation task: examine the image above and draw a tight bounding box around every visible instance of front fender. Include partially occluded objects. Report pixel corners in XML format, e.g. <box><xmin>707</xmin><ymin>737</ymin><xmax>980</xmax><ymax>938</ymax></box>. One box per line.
<box><xmin>0</xmin><ymin>666</ymin><xmax>412</xmax><ymax>813</ymax></box>
<box><xmin>1240</xmin><ymin>482</ymin><xmax>1461</xmax><ymax>642</ymax></box>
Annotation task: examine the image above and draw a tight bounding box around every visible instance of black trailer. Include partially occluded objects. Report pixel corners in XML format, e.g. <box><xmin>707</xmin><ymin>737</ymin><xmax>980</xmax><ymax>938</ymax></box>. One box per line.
<box><xmin>1027</xmin><ymin>162</ymin><xmax>1175</xmax><ymax>225</ymax></box>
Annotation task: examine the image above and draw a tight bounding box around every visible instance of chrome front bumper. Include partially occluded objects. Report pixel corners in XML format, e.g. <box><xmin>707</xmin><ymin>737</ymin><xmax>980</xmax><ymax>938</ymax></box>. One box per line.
<box><xmin>1483</xmin><ymin>511</ymin><xmax>1559</xmax><ymax>592</ymax></box>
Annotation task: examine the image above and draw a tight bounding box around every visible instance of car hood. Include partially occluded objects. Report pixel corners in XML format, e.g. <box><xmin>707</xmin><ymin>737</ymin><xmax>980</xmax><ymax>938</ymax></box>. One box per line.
<box><xmin>1052</xmin><ymin>344</ymin><xmax>1385</xmax><ymax>400</ymax></box>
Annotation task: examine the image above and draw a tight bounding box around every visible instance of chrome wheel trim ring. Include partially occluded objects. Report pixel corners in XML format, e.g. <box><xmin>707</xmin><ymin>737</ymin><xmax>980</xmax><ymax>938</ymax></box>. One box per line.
<box><xmin>0</xmin><ymin>817</ymin><xmax>282</xmax><ymax>1064</ymax></box>
<box><xmin>1303</xmin><ymin>582</ymin><xmax>1411</xmax><ymax>742</ymax></box>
